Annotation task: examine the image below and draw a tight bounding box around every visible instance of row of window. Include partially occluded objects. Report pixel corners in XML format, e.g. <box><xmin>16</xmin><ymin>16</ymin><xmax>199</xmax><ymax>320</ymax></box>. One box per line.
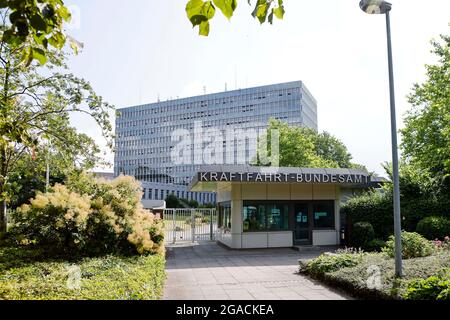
<box><xmin>118</xmin><ymin>88</ymin><xmax>301</xmax><ymax>120</ymax></box>
<box><xmin>142</xmin><ymin>187</ymin><xmax>216</xmax><ymax>204</ymax></box>
<box><xmin>116</xmin><ymin>112</ymin><xmax>298</xmax><ymax>139</ymax></box>
<box><xmin>117</xmin><ymin>100</ymin><xmax>299</xmax><ymax>130</ymax></box>
<box><xmin>116</xmin><ymin>148</ymin><xmax>259</xmax><ymax>168</ymax></box>
<box><xmin>217</xmin><ymin>201</ymin><xmax>335</xmax><ymax>233</ymax></box>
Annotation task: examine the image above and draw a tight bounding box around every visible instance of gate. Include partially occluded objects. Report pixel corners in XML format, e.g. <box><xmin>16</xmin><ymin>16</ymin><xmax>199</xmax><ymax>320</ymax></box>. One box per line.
<box><xmin>163</xmin><ymin>208</ymin><xmax>217</xmax><ymax>243</ymax></box>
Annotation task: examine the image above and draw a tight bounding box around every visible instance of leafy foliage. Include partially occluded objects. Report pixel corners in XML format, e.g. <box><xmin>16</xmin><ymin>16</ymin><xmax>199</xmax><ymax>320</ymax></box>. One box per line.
<box><xmin>382</xmin><ymin>231</ymin><xmax>434</xmax><ymax>260</ymax></box>
<box><xmin>362</xmin><ymin>239</ymin><xmax>387</xmax><ymax>253</ymax></box>
<box><xmin>343</xmin><ymin>191</ymin><xmax>393</xmax><ymax>239</ymax></box>
<box><xmin>302</xmin><ymin>251</ymin><xmax>364</xmax><ymax>276</ymax></box>
<box><xmin>404</xmin><ymin>270</ymin><xmax>450</xmax><ymax>300</ymax></box>
<box><xmin>257</xmin><ymin>119</ymin><xmax>360</xmax><ymax>168</ymax></box>
<box><xmin>0</xmin><ymin>246</ymin><xmax>166</xmax><ymax>300</ymax></box>
<box><xmin>186</xmin><ymin>0</ymin><xmax>285</xmax><ymax>36</ymax></box>
<box><xmin>0</xmin><ymin>0</ymin><xmax>78</xmax><ymax>66</ymax></box>
<box><xmin>350</xmin><ymin>222</ymin><xmax>375</xmax><ymax>248</ymax></box>
<box><xmin>165</xmin><ymin>194</ymin><xmax>182</xmax><ymax>208</ymax></box>
<box><xmin>416</xmin><ymin>216</ymin><xmax>450</xmax><ymax>240</ymax></box>
<box><xmin>9</xmin><ymin>174</ymin><xmax>165</xmax><ymax>256</ymax></box>
<box><xmin>0</xmin><ymin>14</ymin><xmax>114</xmax><ymax>231</ymax></box>
<box><xmin>401</xmin><ymin>34</ymin><xmax>450</xmax><ymax>195</ymax></box>
<box><xmin>342</xmin><ymin>163</ymin><xmax>450</xmax><ymax>240</ymax></box>
<box><xmin>303</xmin><ymin>250</ymin><xmax>450</xmax><ymax>299</ymax></box>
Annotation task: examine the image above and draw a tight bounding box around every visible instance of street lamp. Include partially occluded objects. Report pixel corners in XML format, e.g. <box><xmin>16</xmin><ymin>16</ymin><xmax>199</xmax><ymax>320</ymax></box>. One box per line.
<box><xmin>359</xmin><ymin>0</ymin><xmax>403</xmax><ymax>277</ymax></box>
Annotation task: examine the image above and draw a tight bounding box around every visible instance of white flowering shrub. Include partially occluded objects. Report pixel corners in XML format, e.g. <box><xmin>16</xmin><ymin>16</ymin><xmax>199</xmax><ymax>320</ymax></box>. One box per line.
<box><xmin>10</xmin><ymin>174</ymin><xmax>165</xmax><ymax>256</ymax></box>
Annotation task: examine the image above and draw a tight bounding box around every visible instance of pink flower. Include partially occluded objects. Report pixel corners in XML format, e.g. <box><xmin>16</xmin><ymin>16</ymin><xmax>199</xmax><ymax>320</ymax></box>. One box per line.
<box><xmin>445</xmin><ymin>236</ymin><xmax>450</xmax><ymax>242</ymax></box>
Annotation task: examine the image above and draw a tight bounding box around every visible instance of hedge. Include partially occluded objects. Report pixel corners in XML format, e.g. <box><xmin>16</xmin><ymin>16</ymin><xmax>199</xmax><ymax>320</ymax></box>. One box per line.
<box><xmin>342</xmin><ymin>192</ymin><xmax>450</xmax><ymax>240</ymax></box>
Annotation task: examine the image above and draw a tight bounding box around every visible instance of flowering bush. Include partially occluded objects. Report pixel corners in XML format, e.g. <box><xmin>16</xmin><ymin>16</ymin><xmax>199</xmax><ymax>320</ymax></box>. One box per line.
<box><xmin>9</xmin><ymin>174</ymin><xmax>164</xmax><ymax>256</ymax></box>
<box><xmin>434</xmin><ymin>236</ymin><xmax>450</xmax><ymax>251</ymax></box>
<box><xmin>11</xmin><ymin>184</ymin><xmax>92</xmax><ymax>251</ymax></box>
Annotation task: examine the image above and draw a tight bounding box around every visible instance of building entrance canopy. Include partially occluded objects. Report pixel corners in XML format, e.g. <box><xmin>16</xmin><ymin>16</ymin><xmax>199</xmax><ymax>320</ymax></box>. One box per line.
<box><xmin>189</xmin><ymin>165</ymin><xmax>374</xmax><ymax>192</ymax></box>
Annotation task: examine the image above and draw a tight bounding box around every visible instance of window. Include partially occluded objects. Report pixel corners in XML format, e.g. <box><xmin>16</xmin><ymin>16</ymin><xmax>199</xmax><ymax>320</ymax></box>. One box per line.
<box><xmin>266</xmin><ymin>203</ymin><xmax>289</xmax><ymax>231</ymax></box>
<box><xmin>243</xmin><ymin>203</ymin><xmax>265</xmax><ymax>231</ymax></box>
<box><xmin>313</xmin><ymin>201</ymin><xmax>335</xmax><ymax>229</ymax></box>
<box><xmin>218</xmin><ymin>202</ymin><xmax>231</xmax><ymax>231</ymax></box>
<box><xmin>243</xmin><ymin>201</ymin><xmax>289</xmax><ymax>232</ymax></box>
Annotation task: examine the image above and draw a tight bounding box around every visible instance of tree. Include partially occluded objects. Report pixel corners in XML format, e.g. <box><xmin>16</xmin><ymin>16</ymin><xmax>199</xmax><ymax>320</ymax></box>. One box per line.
<box><xmin>186</xmin><ymin>0</ymin><xmax>285</xmax><ymax>36</ymax></box>
<box><xmin>0</xmin><ymin>9</ymin><xmax>114</xmax><ymax>232</ymax></box>
<box><xmin>314</xmin><ymin>131</ymin><xmax>353</xmax><ymax>168</ymax></box>
<box><xmin>258</xmin><ymin>119</ymin><xmax>360</xmax><ymax>169</ymax></box>
<box><xmin>0</xmin><ymin>0</ymin><xmax>78</xmax><ymax>65</ymax></box>
<box><xmin>401</xmin><ymin>33</ymin><xmax>450</xmax><ymax>195</ymax></box>
<box><xmin>165</xmin><ymin>194</ymin><xmax>181</xmax><ymax>208</ymax></box>
<box><xmin>6</xmin><ymin>131</ymin><xmax>102</xmax><ymax>210</ymax></box>
<box><xmin>1</xmin><ymin>1</ymin><xmax>285</xmax><ymax>49</ymax></box>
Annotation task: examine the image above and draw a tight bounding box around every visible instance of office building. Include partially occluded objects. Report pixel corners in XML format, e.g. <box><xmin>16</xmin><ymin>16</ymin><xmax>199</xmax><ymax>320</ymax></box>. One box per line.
<box><xmin>114</xmin><ymin>81</ymin><xmax>318</xmax><ymax>205</ymax></box>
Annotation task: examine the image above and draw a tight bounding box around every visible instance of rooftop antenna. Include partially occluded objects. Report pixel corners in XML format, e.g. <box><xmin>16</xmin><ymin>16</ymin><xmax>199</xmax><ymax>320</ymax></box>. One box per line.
<box><xmin>203</xmin><ymin>86</ymin><xmax>206</xmax><ymax>95</ymax></box>
<box><xmin>157</xmin><ymin>93</ymin><xmax>160</xmax><ymax>102</ymax></box>
<box><xmin>225</xmin><ymin>83</ymin><xmax>228</xmax><ymax>92</ymax></box>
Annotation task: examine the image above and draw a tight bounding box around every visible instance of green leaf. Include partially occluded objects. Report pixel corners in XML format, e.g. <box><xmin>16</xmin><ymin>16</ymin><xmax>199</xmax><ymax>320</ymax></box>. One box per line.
<box><xmin>212</xmin><ymin>0</ymin><xmax>237</xmax><ymax>20</ymax></box>
<box><xmin>32</xmin><ymin>47</ymin><xmax>47</xmax><ymax>65</ymax></box>
<box><xmin>254</xmin><ymin>3</ymin><xmax>269</xmax><ymax>24</ymax></box>
<box><xmin>57</xmin><ymin>5</ymin><xmax>72</xmax><ymax>22</ymax></box>
<box><xmin>186</xmin><ymin>0</ymin><xmax>216</xmax><ymax>36</ymax></box>
<box><xmin>199</xmin><ymin>21</ymin><xmax>210</xmax><ymax>36</ymax></box>
<box><xmin>186</xmin><ymin>0</ymin><xmax>215</xmax><ymax>26</ymax></box>
<box><xmin>273</xmin><ymin>5</ymin><xmax>285</xmax><ymax>19</ymax></box>
<box><xmin>48</xmin><ymin>31</ymin><xmax>65</xmax><ymax>49</ymax></box>
<box><xmin>30</xmin><ymin>14</ymin><xmax>48</xmax><ymax>32</ymax></box>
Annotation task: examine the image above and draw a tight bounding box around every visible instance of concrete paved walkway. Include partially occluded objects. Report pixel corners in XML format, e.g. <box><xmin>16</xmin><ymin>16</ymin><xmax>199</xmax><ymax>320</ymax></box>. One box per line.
<box><xmin>163</xmin><ymin>242</ymin><xmax>349</xmax><ymax>300</ymax></box>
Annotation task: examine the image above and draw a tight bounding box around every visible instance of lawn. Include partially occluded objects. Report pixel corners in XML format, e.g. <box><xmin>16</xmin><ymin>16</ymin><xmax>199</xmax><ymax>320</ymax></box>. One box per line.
<box><xmin>299</xmin><ymin>250</ymin><xmax>450</xmax><ymax>300</ymax></box>
<box><xmin>0</xmin><ymin>246</ymin><xmax>166</xmax><ymax>300</ymax></box>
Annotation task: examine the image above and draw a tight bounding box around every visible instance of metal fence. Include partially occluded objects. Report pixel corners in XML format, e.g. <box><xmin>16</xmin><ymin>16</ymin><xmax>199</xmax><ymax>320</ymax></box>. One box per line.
<box><xmin>163</xmin><ymin>208</ymin><xmax>217</xmax><ymax>244</ymax></box>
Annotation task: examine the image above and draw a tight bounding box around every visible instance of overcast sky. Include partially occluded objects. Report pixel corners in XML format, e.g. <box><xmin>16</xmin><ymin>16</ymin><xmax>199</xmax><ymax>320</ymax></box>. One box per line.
<box><xmin>64</xmin><ymin>0</ymin><xmax>450</xmax><ymax>176</ymax></box>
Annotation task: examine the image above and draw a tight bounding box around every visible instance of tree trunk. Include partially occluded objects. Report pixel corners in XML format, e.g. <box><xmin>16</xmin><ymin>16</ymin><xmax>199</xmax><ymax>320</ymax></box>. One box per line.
<box><xmin>0</xmin><ymin>198</ymin><xmax>6</xmax><ymax>233</ymax></box>
<box><xmin>0</xmin><ymin>147</ymin><xmax>8</xmax><ymax>233</ymax></box>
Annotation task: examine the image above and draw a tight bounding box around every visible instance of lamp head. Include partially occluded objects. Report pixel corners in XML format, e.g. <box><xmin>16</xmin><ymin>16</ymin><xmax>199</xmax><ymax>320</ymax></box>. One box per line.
<box><xmin>359</xmin><ymin>0</ymin><xmax>392</xmax><ymax>14</ymax></box>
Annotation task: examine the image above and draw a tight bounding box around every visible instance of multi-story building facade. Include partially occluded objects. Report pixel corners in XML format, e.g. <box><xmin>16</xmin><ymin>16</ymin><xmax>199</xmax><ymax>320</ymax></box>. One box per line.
<box><xmin>114</xmin><ymin>81</ymin><xmax>318</xmax><ymax>205</ymax></box>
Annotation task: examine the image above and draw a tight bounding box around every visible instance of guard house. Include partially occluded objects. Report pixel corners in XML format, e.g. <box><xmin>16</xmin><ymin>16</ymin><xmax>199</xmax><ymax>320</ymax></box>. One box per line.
<box><xmin>189</xmin><ymin>165</ymin><xmax>374</xmax><ymax>249</ymax></box>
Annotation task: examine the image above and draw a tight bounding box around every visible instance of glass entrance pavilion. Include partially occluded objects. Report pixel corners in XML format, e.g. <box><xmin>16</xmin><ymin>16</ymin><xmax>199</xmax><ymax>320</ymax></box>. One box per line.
<box><xmin>189</xmin><ymin>165</ymin><xmax>377</xmax><ymax>249</ymax></box>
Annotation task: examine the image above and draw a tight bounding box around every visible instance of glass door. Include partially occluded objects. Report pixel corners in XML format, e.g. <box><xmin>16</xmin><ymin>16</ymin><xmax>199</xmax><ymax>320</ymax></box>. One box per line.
<box><xmin>294</xmin><ymin>203</ymin><xmax>311</xmax><ymax>245</ymax></box>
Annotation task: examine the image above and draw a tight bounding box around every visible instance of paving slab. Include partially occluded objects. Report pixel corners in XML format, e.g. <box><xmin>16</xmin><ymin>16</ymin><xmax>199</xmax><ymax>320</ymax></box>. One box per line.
<box><xmin>163</xmin><ymin>242</ymin><xmax>350</xmax><ymax>300</ymax></box>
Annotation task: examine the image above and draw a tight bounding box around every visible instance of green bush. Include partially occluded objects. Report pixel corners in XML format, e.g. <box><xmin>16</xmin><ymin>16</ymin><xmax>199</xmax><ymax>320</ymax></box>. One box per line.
<box><xmin>9</xmin><ymin>174</ymin><xmax>165</xmax><ymax>256</ymax></box>
<box><xmin>351</xmin><ymin>222</ymin><xmax>375</xmax><ymax>248</ymax></box>
<box><xmin>382</xmin><ymin>231</ymin><xmax>434</xmax><ymax>259</ymax></box>
<box><xmin>0</xmin><ymin>246</ymin><xmax>166</xmax><ymax>300</ymax></box>
<box><xmin>362</xmin><ymin>239</ymin><xmax>386</xmax><ymax>252</ymax></box>
<box><xmin>416</xmin><ymin>216</ymin><xmax>450</xmax><ymax>240</ymax></box>
<box><xmin>404</xmin><ymin>270</ymin><xmax>450</xmax><ymax>300</ymax></box>
<box><xmin>342</xmin><ymin>191</ymin><xmax>450</xmax><ymax>240</ymax></box>
<box><xmin>342</xmin><ymin>192</ymin><xmax>394</xmax><ymax>239</ymax></box>
<box><xmin>304</xmin><ymin>251</ymin><xmax>364</xmax><ymax>275</ymax></box>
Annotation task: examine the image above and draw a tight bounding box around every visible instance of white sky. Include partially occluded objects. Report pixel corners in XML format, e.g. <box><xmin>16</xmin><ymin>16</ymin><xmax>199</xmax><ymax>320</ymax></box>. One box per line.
<box><xmin>64</xmin><ymin>0</ymin><xmax>450</xmax><ymax>176</ymax></box>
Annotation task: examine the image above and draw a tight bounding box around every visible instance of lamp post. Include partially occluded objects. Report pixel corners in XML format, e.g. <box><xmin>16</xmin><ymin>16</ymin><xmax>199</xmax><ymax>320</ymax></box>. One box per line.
<box><xmin>359</xmin><ymin>0</ymin><xmax>403</xmax><ymax>277</ymax></box>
